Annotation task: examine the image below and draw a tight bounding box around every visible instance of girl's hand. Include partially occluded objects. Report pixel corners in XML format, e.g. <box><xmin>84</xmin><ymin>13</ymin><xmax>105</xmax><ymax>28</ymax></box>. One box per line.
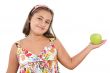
<box><xmin>87</xmin><ymin>40</ymin><xmax>106</xmax><ymax>50</ymax></box>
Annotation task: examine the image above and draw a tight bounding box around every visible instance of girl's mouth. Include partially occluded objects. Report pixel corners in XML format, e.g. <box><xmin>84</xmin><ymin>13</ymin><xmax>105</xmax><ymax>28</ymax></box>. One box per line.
<box><xmin>36</xmin><ymin>26</ymin><xmax>45</xmax><ymax>30</ymax></box>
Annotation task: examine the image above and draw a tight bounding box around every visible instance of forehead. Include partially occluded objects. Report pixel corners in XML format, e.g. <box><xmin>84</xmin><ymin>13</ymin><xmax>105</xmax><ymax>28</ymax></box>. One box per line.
<box><xmin>33</xmin><ymin>10</ymin><xmax>52</xmax><ymax>19</ymax></box>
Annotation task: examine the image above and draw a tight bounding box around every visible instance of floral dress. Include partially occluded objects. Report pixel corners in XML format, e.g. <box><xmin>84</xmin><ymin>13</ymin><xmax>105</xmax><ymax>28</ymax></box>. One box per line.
<box><xmin>16</xmin><ymin>38</ymin><xmax>59</xmax><ymax>73</ymax></box>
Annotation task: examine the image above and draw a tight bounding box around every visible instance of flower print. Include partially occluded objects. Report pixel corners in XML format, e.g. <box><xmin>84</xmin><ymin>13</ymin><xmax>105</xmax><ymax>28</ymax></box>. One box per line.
<box><xmin>51</xmin><ymin>44</ymin><xmax>55</xmax><ymax>48</ymax></box>
<box><xmin>45</xmin><ymin>51</ymin><xmax>53</xmax><ymax>60</ymax></box>
<box><xmin>20</xmin><ymin>70</ymin><xmax>25</xmax><ymax>73</ymax></box>
<box><xmin>26</xmin><ymin>68</ymin><xmax>30</xmax><ymax>73</ymax></box>
<box><xmin>43</xmin><ymin>68</ymin><xmax>48</xmax><ymax>73</ymax></box>
<box><xmin>17</xmin><ymin>48</ymin><xmax>22</xmax><ymax>55</ymax></box>
<box><xmin>26</xmin><ymin>53</ymin><xmax>32</xmax><ymax>57</ymax></box>
<box><xmin>20</xmin><ymin>69</ymin><xmax>25</xmax><ymax>73</ymax></box>
<box><xmin>19</xmin><ymin>68</ymin><xmax>26</xmax><ymax>73</ymax></box>
<box><xmin>20</xmin><ymin>54</ymin><xmax>26</xmax><ymax>61</ymax></box>
<box><xmin>39</xmin><ymin>62</ymin><xmax>44</xmax><ymax>68</ymax></box>
<box><xmin>17</xmin><ymin>43</ymin><xmax>59</xmax><ymax>73</ymax></box>
<box><xmin>27</xmin><ymin>62</ymin><xmax>31</xmax><ymax>67</ymax></box>
<box><xmin>34</xmin><ymin>66</ymin><xmax>42</xmax><ymax>73</ymax></box>
<box><xmin>28</xmin><ymin>57</ymin><xmax>35</xmax><ymax>62</ymax></box>
<box><xmin>50</xmin><ymin>48</ymin><xmax>55</xmax><ymax>53</ymax></box>
<box><xmin>44</xmin><ymin>63</ymin><xmax>48</xmax><ymax>68</ymax></box>
<box><xmin>24</xmin><ymin>50</ymin><xmax>28</xmax><ymax>54</ymax></box>
<box><xmin>44</xmin><ymin>47</ymin><xmax>49</xmax><ymax>51</ymax></box>
<box><xmin>38</xmin><ymin>54</ymin><xmax>42</xmax><ymax>58</ymax></box>
<box><xmin>45</xmin><ymin>56</ymin><xmax>49</xmax><ymax>60</ymax></box>
<box><xmin>33</xmin><ymin>55</ymin><xmax>41</xmax><ymax>62</ymax></box>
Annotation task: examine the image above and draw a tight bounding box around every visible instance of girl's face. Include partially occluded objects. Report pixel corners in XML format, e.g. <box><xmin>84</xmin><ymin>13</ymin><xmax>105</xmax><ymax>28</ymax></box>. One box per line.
<box><xmin>30</xmin><ymin>10</ymin><xmax>52</xmax><ymax>36</ymax></box>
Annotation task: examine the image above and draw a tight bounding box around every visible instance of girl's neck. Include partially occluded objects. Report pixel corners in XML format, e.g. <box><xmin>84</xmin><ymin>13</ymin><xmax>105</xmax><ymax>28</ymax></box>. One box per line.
<box><xmin>26</xmin><ymin>33</ymin><xmax>46</xmax><ymax>41</ymax></box>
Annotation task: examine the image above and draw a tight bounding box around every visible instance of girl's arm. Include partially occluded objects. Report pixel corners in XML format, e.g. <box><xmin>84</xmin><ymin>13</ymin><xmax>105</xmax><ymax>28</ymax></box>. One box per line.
<box><xmin>6</xmin><ymin>44</ymin><xmax>19</xmax><ymax>73</ymax></box>
<box><xmin>55</xmin><ymin>39</ymin><xmax>106</xmax><ymax>70</ymax></box>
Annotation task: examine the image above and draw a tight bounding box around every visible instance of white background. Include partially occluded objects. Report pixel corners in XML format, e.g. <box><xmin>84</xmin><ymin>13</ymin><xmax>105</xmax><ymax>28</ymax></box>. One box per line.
<box><xmin>0</xmin><ymin>0</ymin><xmax>110</xmax><ymax>73</ymax></box>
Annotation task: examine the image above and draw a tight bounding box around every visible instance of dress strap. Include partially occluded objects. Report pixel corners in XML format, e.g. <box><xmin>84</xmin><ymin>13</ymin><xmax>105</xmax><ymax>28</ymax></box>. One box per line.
<box><xmin>49</xmin><ymin>38</ymin><xmax>56</xmax><ymax>46</ymax></box>
<box><xmin>49</xmin><ymin>38</ymin><xmax>55</xmax><ymax>42</ymax></box>
<box><xmin>15</xmin><ymin>41</ymin><xmax>21</xmax><ymax>48</ymax></box>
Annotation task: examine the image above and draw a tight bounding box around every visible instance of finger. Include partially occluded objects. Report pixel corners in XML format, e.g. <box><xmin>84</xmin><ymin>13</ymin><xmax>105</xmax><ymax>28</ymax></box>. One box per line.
<box><xmin>98</xmin><ymin>40</ymin><xmax>106</xmax><ymax>46</ymax></box>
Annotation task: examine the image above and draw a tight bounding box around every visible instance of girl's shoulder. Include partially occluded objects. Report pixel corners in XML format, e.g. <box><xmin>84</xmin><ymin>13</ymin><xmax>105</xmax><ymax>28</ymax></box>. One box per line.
<box><xmin>9</xmin><ymin>38</ymin><xmax>25</xmax><ymax>55</ymax></box>
<box><xmin>50</xmin><ymin>38</ymin><xmax>63</xmax><ymax>49</ymax></box>
<box><xmin>14</xmin><ymin>38</ymin><xmax>26</xmax><ymax>48</ymax></box>
<box><xmin>51</xmin><ymin>38</ymin><xmax>61</xmax><ymax>44</ymax></box>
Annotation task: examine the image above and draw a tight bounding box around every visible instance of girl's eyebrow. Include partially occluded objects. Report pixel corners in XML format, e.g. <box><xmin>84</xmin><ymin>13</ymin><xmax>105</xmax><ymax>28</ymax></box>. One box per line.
<box><xmin>38</xmin><ymin>15</ymin><xmax>44</xmax><ymax>18</ymax></box>
<box><xmin>38</xmin><ymin>15</ymin><xmax>51</xmax><ymax>21</ymax></box>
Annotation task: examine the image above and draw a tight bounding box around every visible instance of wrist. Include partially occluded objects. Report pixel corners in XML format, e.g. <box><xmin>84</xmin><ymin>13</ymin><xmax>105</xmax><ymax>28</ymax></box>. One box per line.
<box><xmin>85</xmin><ymin>45</ymin><xmax>94</xmax><ymax>51</ymax></box>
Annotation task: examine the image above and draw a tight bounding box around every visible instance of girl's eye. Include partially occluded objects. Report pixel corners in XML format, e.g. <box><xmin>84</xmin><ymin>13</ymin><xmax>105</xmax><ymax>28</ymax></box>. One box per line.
<box><xmin>45</xmin><ymin>21</ymin><xmax>50</xmax><ymax>24</ymax></box>
<box><xmin>37</xmin><ymin>18</ymin><xmax>42</xmax><ymax>20</ymax></box>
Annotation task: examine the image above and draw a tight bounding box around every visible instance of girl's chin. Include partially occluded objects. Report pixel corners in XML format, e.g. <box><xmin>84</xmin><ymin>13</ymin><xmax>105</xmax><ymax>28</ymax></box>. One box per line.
<box><xmin>34</xmin><ymin>31</ymin><xmax>46</xmax><ymax>36</ymax></box>
<box><xmin>30</xmin><ymin>30</ymin><xmax>47</xmax><ymax>35</ymax></box>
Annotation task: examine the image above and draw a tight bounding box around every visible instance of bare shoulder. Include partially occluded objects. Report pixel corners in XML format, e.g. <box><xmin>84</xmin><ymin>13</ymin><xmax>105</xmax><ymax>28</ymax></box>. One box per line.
<box><xmin>7</xmin><ymin>41</ymin><xmax>19</xmax><ymax>73</ymax></box>
<box><xmin>53</xmin><ymin>38</ymin><xmax>63</xmax><ymax>49</ymax></box>
<box><xmin>54</xmin><ymin>38</ymin><xmax>61</xmax><ymax>45</ymax></box>
<box><xmin>15</xmin><ymin>38</ymin><xmax>26</xmax><ymax>46</ymax></box>
<box><xmin>18</xmin><ymin>38</ymin><xmax>26</xmax><ymax>43</ymax></box>
<box><xmin>9</xmin><ymin>42</ymin><xmax>18</xmax><ymax>57</ymax></box>
<box><xmin>11</xmin><ymin>40</ymin><xmax>21</xmax><ymax>49</ymax></box>
<box><xmin>10</xmin><ymin>38</ymin><xmax>25</xmax><ymax>53</ymax></box>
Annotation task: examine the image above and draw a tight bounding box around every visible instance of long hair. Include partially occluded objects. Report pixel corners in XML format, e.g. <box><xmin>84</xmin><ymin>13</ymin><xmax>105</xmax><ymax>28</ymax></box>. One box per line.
<box><xmin>23</xmin><ymin>5</ymin><xmax>56</xmax><ymax>39</ymax></box>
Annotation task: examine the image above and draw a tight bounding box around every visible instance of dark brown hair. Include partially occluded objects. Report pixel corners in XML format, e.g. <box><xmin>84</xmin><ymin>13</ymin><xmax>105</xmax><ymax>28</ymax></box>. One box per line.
<box><xmin>23</xmin><ymin>5</ymin><xmax>56</xmax><ymax>39</ymax></box>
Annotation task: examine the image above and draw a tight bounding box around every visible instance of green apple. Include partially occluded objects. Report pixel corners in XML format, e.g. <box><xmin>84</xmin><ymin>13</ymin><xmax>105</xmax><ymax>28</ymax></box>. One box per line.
<box><xmin>90</xmin><ymin>33</ymin><xmax>102</xmax><ymax>45</ymax></box>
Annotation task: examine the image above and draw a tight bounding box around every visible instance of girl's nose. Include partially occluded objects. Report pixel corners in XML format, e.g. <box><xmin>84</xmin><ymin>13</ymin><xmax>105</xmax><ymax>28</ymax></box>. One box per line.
<box><xmin>40</xmin><ymin>21</ymin><xmax>46</xmax><ymax>27</ymax></box>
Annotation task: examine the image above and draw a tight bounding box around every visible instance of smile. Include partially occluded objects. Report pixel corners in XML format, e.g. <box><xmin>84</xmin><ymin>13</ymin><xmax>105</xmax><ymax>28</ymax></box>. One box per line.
<box><xmin>36</xmin><ymin>26</ymin><xmax>45</xmax><ymax>30</ymax></box>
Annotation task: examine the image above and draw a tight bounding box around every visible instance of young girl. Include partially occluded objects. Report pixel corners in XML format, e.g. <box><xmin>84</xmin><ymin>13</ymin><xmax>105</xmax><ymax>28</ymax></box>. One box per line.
<box><xmin>6</xmin><ymin>5</ymin><xmax>106</xmax><ymax>73</ymax></box>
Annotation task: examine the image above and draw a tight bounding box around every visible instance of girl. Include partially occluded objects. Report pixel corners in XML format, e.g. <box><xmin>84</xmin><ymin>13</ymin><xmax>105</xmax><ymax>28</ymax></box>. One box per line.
<box><xmin>6</xmin><ymin>5</ymin><xmax>106</xmax><ymax>73</ymax></box>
